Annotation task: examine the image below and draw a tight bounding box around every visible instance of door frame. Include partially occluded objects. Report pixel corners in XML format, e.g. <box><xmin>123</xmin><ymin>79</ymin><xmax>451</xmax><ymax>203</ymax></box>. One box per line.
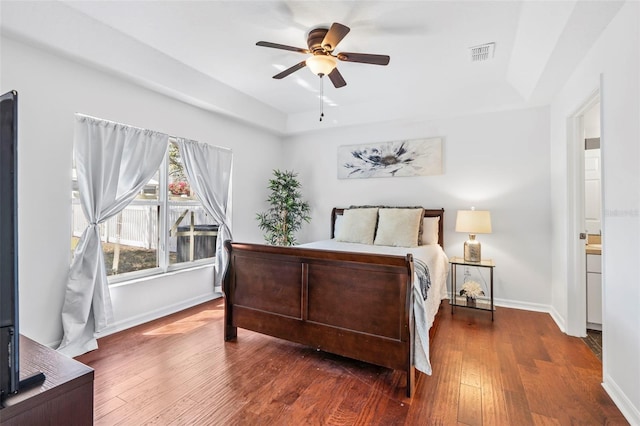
<box><xmin>565</xmin><ymin>86</ymin><xmax>601</xmax><ymax>337</ymax></box>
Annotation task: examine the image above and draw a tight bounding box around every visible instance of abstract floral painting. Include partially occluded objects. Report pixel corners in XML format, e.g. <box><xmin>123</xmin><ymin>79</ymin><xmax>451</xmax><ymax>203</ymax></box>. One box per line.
<box><xmin>338</xmin><ymin>137</ymin><xmax>443</xmax><ymax>179</ymax></box>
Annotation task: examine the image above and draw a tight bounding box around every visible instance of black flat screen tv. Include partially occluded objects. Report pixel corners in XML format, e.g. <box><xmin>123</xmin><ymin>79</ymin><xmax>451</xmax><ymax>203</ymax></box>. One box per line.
<box><xmin>0</xmin><ymin>90</ymin><xmax>20</xmax><ymax>401</ymax></box>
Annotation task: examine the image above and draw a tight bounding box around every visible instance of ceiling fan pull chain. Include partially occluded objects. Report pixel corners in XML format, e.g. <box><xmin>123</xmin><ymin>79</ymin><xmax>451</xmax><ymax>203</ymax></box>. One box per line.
<box><xmin>319</xmin><ymin>75</ymin><xmax>324</xmax><ymax>122</ymax></box>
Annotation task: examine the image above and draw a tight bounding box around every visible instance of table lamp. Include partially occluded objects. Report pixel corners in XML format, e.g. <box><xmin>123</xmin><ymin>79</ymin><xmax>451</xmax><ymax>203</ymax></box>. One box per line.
<box><xmin>455</xmin><ymin>209</ymin><xmax>492</xmax><ymax>262</ymax></box>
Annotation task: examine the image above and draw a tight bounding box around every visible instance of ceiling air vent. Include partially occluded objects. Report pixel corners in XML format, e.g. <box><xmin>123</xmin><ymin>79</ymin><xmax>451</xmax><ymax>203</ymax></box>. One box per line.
<box><xmin>470</xmin><ymin>43</ymin><xmax>495</xmax><ymax>62</ymax></box>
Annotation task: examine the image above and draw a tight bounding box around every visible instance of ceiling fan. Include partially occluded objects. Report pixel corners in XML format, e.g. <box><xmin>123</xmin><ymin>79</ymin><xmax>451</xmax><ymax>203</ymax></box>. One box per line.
<box><xmin>256</xmin><ymin>22</ymin><xmax>390</xmax><ymax>88</ymax></box>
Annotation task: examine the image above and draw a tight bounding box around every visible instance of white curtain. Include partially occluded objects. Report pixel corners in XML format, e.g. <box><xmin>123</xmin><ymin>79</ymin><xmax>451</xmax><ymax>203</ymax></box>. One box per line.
<box><xmin>58</xmin><ymin>115</ymin><xmax>168</xmax><ymax>357</ymax></box>
<box><xmin>174</xmin><ymin>138</ymin><xmax>232</xmax><ymax>291</ymax></box>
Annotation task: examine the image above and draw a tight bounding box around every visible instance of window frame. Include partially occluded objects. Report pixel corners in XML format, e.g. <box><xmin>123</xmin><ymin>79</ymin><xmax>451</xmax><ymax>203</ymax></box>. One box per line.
<box><xmin>72</xmin><ymin>142</ymin><xmax>216</xmax><ymax>286</ymax></box>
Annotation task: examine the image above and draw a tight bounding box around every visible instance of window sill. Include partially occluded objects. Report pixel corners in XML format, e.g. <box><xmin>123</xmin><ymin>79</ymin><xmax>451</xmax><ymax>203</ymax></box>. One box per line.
<box><xmin>108</xmin><ymin>261</ymin><xmax>214</xmax><ymax>289</ymax></box>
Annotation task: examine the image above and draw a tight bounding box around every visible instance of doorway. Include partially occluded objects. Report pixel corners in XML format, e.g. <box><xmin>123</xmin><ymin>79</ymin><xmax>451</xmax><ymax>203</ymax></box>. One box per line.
<box><xmin>583</xmin><ymin>100</ymin><xmax>603</xmax><ymax>359</ymax></box>
<box><xmin>565</xmin><ymin>87</ymin><xmax>602</xmax><ymax>340</ymax></box>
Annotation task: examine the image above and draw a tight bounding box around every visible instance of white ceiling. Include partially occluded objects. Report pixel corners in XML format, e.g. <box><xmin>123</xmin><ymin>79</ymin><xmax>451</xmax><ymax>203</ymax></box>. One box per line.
<box><xmin>0</xmin><ymin>1</ymin><xmax>624</xmax><ymax>134</ymax></box>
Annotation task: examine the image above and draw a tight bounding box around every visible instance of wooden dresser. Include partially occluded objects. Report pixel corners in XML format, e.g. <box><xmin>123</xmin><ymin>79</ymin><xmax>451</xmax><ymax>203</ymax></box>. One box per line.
<box><xmin>0</xmin><ymin>335</ymin><xmax>94</xmax><ymax>425</ymax></box>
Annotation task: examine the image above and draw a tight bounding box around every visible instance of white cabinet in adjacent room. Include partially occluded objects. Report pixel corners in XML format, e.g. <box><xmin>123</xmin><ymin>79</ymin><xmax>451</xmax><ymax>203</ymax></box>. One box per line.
<box><xmin>586</xmin><ymin>253</ymin><xmax>602</xmax><ymax>329</ymax></box>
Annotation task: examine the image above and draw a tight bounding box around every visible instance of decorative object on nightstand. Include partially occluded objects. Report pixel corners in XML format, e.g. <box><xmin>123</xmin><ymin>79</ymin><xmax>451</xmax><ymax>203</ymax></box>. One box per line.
<box><xmin>460</xmin><ymin>280</ymin><xmax>484</xmax><ymax>306</ymax></box>
<box><xmin>455</xmin><ymin>208</ymin><xmax>492</xmax><ymax>262</ymax></box>
<box><xmin>450</xmin><ymin>257</ymin><xmax>496</xmax><ymax>320</ymax></box>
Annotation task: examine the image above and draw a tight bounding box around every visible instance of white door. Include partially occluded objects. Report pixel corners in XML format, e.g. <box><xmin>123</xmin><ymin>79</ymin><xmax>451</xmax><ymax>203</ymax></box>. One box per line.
<box><xmin>584</xmin><ymin>148</ymin><xmax>601</xmax><ymax>234</ymax></box>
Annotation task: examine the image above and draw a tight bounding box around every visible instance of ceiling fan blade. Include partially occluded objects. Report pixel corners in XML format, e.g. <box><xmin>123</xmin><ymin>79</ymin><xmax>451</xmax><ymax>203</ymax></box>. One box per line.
<box><xmin>256</xmin><ymin>41</ymin><xmax>309</xmax><ymax>54</ymax></box>
<box><xmin>328</xmin><ymin>68</ymin><xmax>347</xmax><ymax>88</ymax></box>
<box><xmin>321</xmin><ymin>23</ymin><xmax>350</xmax><ymax>51</ymax></box>
<box><xmin>337</xmin><ymin>52</ymin><xmax>390</xmax><ymax>66</ymax></box>
<box><xmin>273</xmin><ymin>61</ymin><xmax>307</xmax><ymax>79</ymax></box>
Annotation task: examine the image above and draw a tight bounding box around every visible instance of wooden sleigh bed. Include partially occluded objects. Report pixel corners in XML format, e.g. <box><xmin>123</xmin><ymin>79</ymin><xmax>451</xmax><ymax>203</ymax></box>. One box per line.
<box><xmin>222</xmin><ymin>208</ymin><xmax>446</xmax><ymax>397</ymax></box>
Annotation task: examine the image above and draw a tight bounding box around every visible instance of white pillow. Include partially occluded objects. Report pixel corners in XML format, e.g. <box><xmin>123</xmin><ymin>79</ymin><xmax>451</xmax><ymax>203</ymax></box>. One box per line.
<box><xmin>374</xmin><ymin>208</ymin><xmax>423</xmax><ymax>247</ymax></box>
<box><xmin>335</xmin><ymin>208</ymin><xmax>378</xmax><ymax>244</ymax></box>
<box><xmin>421</xmin><ymin>217</ymin><xmax>440</xmax><ymax>245</ymax></box>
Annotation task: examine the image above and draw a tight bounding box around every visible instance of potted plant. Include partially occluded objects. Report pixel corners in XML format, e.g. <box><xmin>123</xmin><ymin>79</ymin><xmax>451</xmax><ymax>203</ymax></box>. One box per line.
<box><xmin>169</xmin><ymin>181</ymin><xmax>190</xmax><ymax>196</ymax></box>
<box><xmin>168</xmin><ymin>143</ymin><xmax>191</xmax><ymax>198</ymax></box>
<box><xmin>257</xmin><ymin>169</ymin><xmax>311</xmax><ymax>246</ymax></box>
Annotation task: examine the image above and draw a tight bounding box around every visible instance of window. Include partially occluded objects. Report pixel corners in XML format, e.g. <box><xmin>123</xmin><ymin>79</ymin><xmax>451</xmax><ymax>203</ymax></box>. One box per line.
<box><xmin>71</xmin><ymin>140</ymin><xmax>217</xmax><ymax>282</ymax></box>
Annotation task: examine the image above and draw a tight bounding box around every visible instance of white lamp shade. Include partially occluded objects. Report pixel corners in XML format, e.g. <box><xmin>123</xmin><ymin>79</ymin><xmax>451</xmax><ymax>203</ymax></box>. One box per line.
<box><xmin>306</xmin><ymin>55</ymin><xmax>337</xmax><ymax>76</ymax></box>
<box><xmin>455</xmin><ymin>210</ymin><xmax>492</xmax><ymax>234</ymax></box>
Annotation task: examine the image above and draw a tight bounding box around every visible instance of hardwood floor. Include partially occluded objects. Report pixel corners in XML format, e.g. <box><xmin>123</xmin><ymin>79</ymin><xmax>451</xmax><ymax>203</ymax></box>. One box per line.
<box><xmin>76</xmin><ymin>298</ymin><xmax>628</xmax><ymax>425</ymax></box>
<box><xmin>583</xmin><ymin>329</ymin><xmax>603</xmax><ymax>361</ymax></box>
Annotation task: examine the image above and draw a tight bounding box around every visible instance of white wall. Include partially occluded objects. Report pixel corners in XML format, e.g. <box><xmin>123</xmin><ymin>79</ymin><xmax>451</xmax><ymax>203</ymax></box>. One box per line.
<box><xmin>284</xmin><ymin>106</ymin><xmax>552</xmax><ymax>310</ymax></box>
<box><xmin>0</xmin><ymin>36</ymin><xmax>282</xmax><ymax>347</ymax></box>
<box><xmin>550</xmin><ymin>1</ymin><xmax>639</xmax><ymax>423</ymax></box>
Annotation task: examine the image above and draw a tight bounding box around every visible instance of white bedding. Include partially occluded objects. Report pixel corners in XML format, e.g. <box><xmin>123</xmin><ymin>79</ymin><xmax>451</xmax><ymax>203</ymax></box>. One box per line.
<box><xmin>297</xmin><ymin>239</ymin><xmax>449</xmax><ymax>375</ymax></box>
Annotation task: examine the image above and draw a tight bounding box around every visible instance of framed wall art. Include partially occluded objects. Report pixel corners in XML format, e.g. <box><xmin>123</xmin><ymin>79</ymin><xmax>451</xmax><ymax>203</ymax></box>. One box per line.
<box><xmin>337</xmin><ymin>137</ymin><xmax>443</xmax><ymax>179</ymax></box>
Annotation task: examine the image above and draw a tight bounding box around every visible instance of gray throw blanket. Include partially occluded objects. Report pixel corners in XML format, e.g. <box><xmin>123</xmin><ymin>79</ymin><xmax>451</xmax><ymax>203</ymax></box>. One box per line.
<box><xmin>414</xmin><ymin>258</ymin><xmax>431</xmax><ymax>300</ymax></box>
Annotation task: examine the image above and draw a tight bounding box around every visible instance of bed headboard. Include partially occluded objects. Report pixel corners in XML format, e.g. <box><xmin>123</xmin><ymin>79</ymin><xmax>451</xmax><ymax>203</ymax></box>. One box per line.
<box><xmin>331</xmin><ymin>207</ymin><xmax>445</xmax><ymax>248</ymax></box>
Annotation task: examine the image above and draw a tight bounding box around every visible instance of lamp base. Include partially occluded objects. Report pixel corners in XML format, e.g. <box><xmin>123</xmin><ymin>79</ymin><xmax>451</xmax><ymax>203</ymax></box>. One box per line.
<box><xmin>463</xmin><ymin>234</ymin><xmax>481</xmax><ymax>262</ymax></box>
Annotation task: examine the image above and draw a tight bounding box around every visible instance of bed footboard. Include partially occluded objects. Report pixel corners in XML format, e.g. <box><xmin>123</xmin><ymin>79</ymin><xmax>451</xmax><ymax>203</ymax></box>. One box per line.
<box><xmin>223</xmin><ymin>241</ymin><xmax>416</xmax><ymax>397</ymax></box>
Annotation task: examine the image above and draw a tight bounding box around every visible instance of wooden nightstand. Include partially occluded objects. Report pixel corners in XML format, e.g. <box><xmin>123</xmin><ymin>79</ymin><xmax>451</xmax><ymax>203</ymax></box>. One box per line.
<box><xmin>450</xmin><ymin>257</ymin><xmax>495</xmax><ymax>321</ymax></box>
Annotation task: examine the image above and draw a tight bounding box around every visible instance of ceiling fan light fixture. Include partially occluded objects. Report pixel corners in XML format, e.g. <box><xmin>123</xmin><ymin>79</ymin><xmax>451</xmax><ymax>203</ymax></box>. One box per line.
<box><xmin>306</xmin><ymin>55</ymin><xmax>337</xmax><ymax>76</ymax></box>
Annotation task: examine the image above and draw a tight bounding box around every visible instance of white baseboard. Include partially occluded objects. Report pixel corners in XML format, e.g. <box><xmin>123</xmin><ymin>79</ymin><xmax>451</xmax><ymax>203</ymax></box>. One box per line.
<box><xmin>602</xmin><ymin>375</ymin><xmax>640</xmax><ymax>426</ymax></box>
<box><xmin>448</xmin><ymin>293</ymin><xmax>567</xmax><ymax>332</ymax></box>
<box><xmin>493</xmin><ymin>297</ymin><xmax>552</xmax><ymax>313</ymax></box>
<box><xmin>42</xmin><ymin>293</ymin><xmax>222</xmax><ymax>349</ymax></box>
<box><xmin>94</xmin><ymin>293</ymin><xmax>222</xmax><ymax>339</ymax></box>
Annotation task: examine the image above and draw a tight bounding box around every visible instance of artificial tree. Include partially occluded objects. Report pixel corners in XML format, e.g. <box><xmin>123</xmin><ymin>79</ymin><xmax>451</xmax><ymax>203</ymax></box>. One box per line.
<box><xmin>256</xmin><ymin>169</ymin><xmax>311</xmax><ymax>246</ymax></box>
